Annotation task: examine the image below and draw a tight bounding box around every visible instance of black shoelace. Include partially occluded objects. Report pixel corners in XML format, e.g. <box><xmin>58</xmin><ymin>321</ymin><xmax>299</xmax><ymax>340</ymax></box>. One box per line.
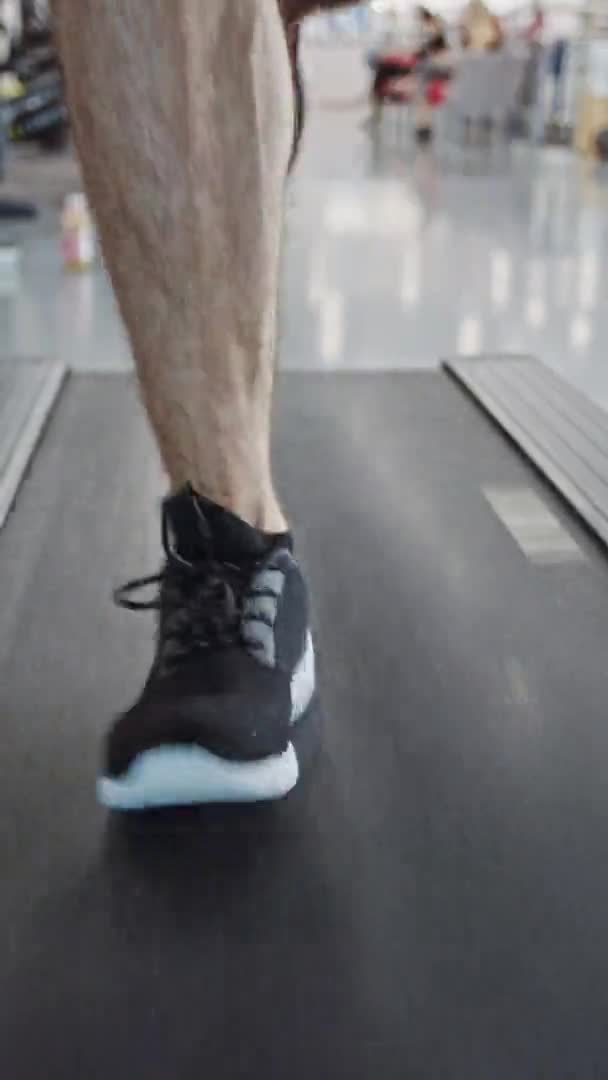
<box><xmin>114</xmin><ymin>504</ymin><xmax>250</xmax><ymax>667</ymax></box>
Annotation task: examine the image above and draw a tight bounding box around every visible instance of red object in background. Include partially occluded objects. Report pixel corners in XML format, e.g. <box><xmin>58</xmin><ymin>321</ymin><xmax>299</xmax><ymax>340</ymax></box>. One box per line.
<box><xmin>426</xmin><ymin>79</ymin><xmax>448</xmax><ymax>107</ymax></box>
<box><xmin>524</xmin><ymin>8</ymin><xmax>544</xmax><ymax>43</ymax></box>
<box><xmin>381</xmin><ymin>51</ymin><xmax>418</xmax><ymax>70</ymax></box>
<box><xmin>373</xmin><ymin>53</ymin><xmax>418</xmax><ymax>103</ymax></box>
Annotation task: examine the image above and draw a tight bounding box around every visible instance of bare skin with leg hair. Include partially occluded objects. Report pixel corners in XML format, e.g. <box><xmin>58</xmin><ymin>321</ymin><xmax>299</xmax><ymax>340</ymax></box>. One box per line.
<box><xmin>54</xmin><ymin>0</ymin><xmax>361</xmax><ymax>530</ymax></box>
<box><xmin>55</xmin><ymin>1</ymin><xmax>293</xmax><ymax>531</ymax></box>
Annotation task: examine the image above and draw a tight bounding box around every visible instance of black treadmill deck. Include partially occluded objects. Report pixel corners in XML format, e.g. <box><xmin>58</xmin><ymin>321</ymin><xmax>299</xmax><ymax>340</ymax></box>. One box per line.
<box><xmin>1</xmin><ymin>371</ymin><xmax>607</xmax><ymax>1079</ymax></box>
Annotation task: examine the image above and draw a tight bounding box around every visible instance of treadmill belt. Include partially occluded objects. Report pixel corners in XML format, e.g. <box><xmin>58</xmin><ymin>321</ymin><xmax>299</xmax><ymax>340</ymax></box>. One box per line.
<box><xmin>1</xmin><ymin>371</ymin><xmax>608</xmax><ymax>1079</ymax></box>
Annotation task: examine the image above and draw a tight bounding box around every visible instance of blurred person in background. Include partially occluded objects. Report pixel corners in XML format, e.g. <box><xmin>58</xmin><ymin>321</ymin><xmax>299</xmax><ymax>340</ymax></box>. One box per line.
<box><xmin>524</xmin><ymin>2</ymin><xmax>545</xmax><ymax>46</ymax></box>
<box><xmin>520</xmin><ymin>2</ymin><xmax>580</xmax><ymax>140</ymax></box>
<box><xmin>519</xmin><ymin>3</ymin><xmax>546</xmax><ymax>140</ymax></box>
<box><xmin>541</xmin><ymin>4</ymin><xmax>580</xmax><ymax>121</ymax></box>
<box><xmin>366</xmin><ymin>5</ymin><xmax>451</xmax><ymax>133</ymax></box>
<box><xmin>460</xmin><ymin>0</ymin><xmax>504</xmax><ymax>50</ymax></box>
<box><xmin>54</xmin><ymin>0</ymin><xmax>363</xmax><ymax>812</ymax></box>
<box><xmin>417</xmin><ymin>6</ymin><xmax>448</xmax><ymax>57</ymax></box>
<box><xmin>412</xmin><ymin>6</ymin><xmax>453</xmax><ymax>144</ymax></box>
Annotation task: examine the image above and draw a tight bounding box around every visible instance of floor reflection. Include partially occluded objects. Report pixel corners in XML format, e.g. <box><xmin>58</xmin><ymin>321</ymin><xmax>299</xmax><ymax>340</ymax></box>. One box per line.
<box><xmin>283</xmin><ymin>98</ymin><xmax>608</xmax><ymax>410</ymax></box>
<box><xmin>2</xmin><ymin>60</ymin><xmax>608</xmax><ymax>408</ymax></box>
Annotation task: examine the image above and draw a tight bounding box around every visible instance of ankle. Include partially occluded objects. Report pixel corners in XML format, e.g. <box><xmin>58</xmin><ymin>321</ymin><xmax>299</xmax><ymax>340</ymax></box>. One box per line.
<box><xmin>230</xmin><ymin>488</ymin><xmax>287</xmax><ymax>534</ymax></box>
<box><xmin>257</xmin><ymin>496</ymin><xmax>288</xmax><ymax>535</ymax></box>
<box><xmin>182</xmin><ymin>481</ymin><xmax>287</xmax><ymax>534</ymax></box>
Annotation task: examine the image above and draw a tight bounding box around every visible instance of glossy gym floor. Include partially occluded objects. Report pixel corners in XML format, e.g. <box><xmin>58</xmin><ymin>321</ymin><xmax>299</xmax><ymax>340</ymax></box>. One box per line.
<box><xmin>2</xmin><ymin>45</ymin><xmax>608</xmax><ymax>401</ymax></box>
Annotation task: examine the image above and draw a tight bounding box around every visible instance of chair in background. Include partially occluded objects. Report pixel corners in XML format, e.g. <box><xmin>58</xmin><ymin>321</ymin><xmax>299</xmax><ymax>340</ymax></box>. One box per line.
<box><xmin>434</xmin><ymin>48</ymin><xmax>526</xmax><ymax>168</ymax></box>
<box><xmin>484</xmin><ymin>48</ymin><xmax>528</xmax><ymax>141</ymax></box>
<box><xmin>370</xmin><ymin>71</ymin><xmax>417</xmax><ymax>147</ymax></box>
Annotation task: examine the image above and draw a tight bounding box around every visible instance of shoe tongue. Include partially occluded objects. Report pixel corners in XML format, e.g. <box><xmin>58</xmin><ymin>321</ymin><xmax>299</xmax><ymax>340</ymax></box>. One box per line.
<box><xmin>164</xmin><ymin>486</ymin><xmax>289</xmax><ymax>564</ymax></box>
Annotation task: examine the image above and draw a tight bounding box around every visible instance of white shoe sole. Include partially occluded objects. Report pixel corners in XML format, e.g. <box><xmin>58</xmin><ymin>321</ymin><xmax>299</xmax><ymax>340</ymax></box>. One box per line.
<box><xmin>97</xmin><ymin>742</ymin><xmax>299</xmax><ymax>811</ymax></box>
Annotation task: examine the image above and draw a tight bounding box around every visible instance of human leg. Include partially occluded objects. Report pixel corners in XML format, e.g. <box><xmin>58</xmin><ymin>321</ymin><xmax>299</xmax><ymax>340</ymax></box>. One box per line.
<box><xmin>55</xmin><ymin>0</ymin><xmax>327</xmax><ymax>807</ymax></box>
<box><xmin>56</xmin><ymin>0</ymin><xmax>294</xmax><ymax>532</ymax></box>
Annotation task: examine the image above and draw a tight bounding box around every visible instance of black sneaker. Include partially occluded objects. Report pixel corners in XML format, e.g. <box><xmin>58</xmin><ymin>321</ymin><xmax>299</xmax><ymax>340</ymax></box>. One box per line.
<box><xmin>98</xmin><ymin>487</ymin><xmax>320</xmax><ymax>810</ymax></box>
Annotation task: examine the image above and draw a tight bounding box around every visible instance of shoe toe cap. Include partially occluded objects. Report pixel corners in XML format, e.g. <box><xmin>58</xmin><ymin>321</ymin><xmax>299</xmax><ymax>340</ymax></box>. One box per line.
<box><xmin>105</xmin><ymin>657</ymin><xmax>292</xmax><ymax>778</ymax></box>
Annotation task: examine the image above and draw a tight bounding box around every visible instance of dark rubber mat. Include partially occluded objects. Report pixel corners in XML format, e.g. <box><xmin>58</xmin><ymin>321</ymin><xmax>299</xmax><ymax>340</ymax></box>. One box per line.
<box><xmin>1</xmin><ymin>371</ymin><xmax>608</xmax><ymax>1079</ymax></box>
